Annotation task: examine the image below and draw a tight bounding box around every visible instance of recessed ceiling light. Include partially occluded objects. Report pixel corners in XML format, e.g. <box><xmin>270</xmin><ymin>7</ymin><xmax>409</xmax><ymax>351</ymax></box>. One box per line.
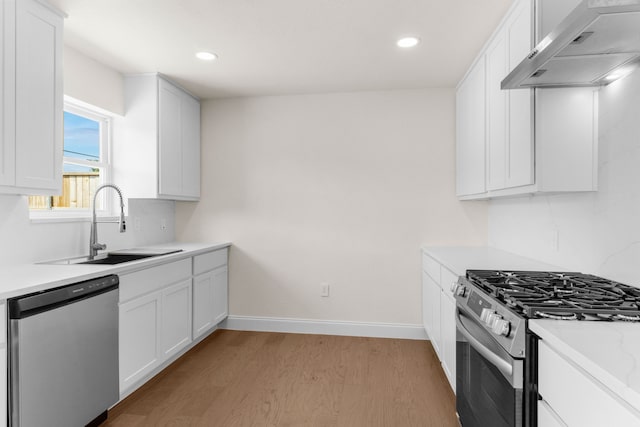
<box><xmin>196</xmin><ymin>51</ymin><xmax>218</xmax><ymax>61</ymax></box>
<box><xmin>397</xmin><ymin>37</ymin><xmax>420</xmax><ymax>48</ymax></box>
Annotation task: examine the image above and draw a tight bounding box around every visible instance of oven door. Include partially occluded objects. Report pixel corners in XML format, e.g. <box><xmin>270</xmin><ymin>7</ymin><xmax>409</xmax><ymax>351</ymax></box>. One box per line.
<box><xmin>456</xmin><ymin>305</ymin><xmax>524</xmax><ymax>427</ymax></box>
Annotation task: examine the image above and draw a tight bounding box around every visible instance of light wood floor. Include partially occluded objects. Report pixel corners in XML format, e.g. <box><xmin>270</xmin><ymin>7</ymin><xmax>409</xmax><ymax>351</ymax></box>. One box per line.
<box><xmin>104</xmin><ymin>330</ymin><xmax>458</xmax><ymax>427</ymax></box>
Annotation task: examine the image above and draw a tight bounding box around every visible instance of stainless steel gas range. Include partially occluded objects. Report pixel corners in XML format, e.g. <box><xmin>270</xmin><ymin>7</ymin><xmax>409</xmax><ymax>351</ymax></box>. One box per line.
<box><xmin>453</xmin><ymin>270</ymin><xmax>640</xmax><ymax>427</ymax></box>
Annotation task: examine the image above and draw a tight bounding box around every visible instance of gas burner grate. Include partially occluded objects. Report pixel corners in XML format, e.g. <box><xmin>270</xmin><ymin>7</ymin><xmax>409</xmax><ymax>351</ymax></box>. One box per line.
<box><xmin>466</xmin><ymin>270</ymin><xmax>640</xmax><ymax>321</ymax></box>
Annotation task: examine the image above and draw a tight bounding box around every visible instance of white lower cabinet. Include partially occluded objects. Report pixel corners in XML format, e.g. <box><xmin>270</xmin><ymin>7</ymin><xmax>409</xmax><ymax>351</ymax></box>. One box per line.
<box><xmin>422</xmin><ymin>271</ymin><xmax>441</xmax><ymax>356</ymax></box>
<box><xmin>193</xmin><ymin>249</ymin><xmax>229</xmax><ymax>339</ymax></box>
<box><xmin>422</xmin><ymin>251</ymin><xmax>457</xmax><ymax>392</ymax></box>
<box><xmin>161</xmin><ymin>279</ymin><xmax>192</xmax><ymax>359</ymax></box>
<box><xmin>193</xmin><ymin>265</ymin><xmax>228</xmax><ymax>338</ymax></box>
<box><xmin>119</xmin><ymin>248</ymin><xmax>229</xmax><ymax>397</ymax></box>
<box><xmin>440</xmin><ymin>291</ymin><xmax>456</xmax><ymax>389</ymax></box>
<box><xmin>119</xmin><ymin>291</ymin><xmax>162</xmax><ymax>393</ymax></box>
<box><xmin>193</xmin><ymin>272</ymin><xmax>216</xmax><ymax>339</ymax></box>
<box><xmin>0</xmin><ymin>302</ymin><xmax>6</xmax><ymax>427</ymax></box>
<box><xmin>538</xmin><ymin>340</ymin><xmax>640</xmax><ymax>426</ymax></box>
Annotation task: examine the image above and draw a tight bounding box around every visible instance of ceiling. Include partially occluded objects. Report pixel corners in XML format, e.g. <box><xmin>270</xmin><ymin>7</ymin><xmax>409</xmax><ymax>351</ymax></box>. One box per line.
<box><xmin>48</xmin><ymin>0</ymin><xmax>512</xmax><ymax>99</ymax></box>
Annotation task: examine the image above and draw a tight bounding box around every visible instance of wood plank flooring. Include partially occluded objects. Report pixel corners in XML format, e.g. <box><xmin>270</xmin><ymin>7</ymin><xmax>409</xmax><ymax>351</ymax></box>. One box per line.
<box><xmin>104</xmin><ymin>330</ymin><xmax>458</xmax><ymax>427</ymax></box>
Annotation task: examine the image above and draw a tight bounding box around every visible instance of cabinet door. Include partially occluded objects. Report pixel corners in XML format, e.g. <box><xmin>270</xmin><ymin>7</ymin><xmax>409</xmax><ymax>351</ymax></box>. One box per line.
<box><xmin>505</xmin><ymin>0</ymin><xmax>534</xmax><ymax>189</ymax></box>
<box><xmin>456</xmin><ymin>57</ymin><xmax>486</xmax><ymax>197</ymax></box>
<box><xmin>212</xmin><ymin>265</ymin><xmax>228</xmax><ymax>325</ymax></box>
<box><xmin>423</xmin><ymin>273</ymin><xmax>442</xmax><ymax>356</ymax></box>
<box><xmin>440</xmin><ymin>292</ymin><xmax>456</xmax><ymax>393</ymax></box>
<box><xmin>119</xmin><ymin>292</ymin><xmax>162</xmax><ymax>394</ymax></box>
<box><xmin>486</xmin><ymin>31</ymin><xmax>508</xmax><ymax>191</ymax></box>
<box><xmin>14</xmin><ymin>0</ymin><xmax>62</xmax><ymax>192</ymax></box>
<box><xmin>193</xmin><ymin>271</ymin><xmax>215</xmax><ymax>339</ymax></box>
<box><xmin>0</xmin><ymin>0</ymin><xmax>15</xmax><ymax>187</ymax></box>
<box><xmin>161</xmin><ymin>279</ymin><xmax>192</xmax><ymax>359</ymax></box>
<box><xmin>158</xmin><ymin>78</ymin><xmax>184</xmax><ymax>197</ymax></box>
<box><xmin>421</xmin><ymin>271</ymin><xmax>430</xmax><ymax>334</ymax></box>
<box><xmin>181</xmin><ymin>93</ymin><xmax>200</xmax><ymax>198</ymax></box>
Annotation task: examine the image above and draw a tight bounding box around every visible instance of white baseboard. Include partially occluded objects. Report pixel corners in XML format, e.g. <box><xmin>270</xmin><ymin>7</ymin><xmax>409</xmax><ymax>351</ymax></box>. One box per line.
<box><xmin>220</xmin><ymin>315</ymin><xmax>428</xmax><ymax>340</ymax></box>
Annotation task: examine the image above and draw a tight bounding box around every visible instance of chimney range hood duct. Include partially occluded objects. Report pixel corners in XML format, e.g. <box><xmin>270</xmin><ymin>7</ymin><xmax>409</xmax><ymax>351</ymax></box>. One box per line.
<box><xmin>502</xmin><ymin>0</ymin><xmax>640</xmax><ymax>89</ymax></box>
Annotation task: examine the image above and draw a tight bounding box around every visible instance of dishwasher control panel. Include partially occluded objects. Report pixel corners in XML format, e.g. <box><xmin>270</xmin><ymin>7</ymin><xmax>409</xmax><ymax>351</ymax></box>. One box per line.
<box><xmin>9</xmin><ymin>274</ymin><xmax>119</xmax><ymax>319</ymax></box>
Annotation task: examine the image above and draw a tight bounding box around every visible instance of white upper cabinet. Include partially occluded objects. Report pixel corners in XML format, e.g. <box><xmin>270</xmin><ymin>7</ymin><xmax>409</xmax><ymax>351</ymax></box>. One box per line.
<box><xmin>0</xmin><ymin>0</ymin><xmax>10</xmax><ymax>187</ymax></box>
<box><xmin>114</xmin><ymin>74</ymin><xmax>201</xmax><ymax>201</ymax></box>
<box><xmin>0</xmin><ymin>0</ymin><xmax>63</xmax><ymax>195</ymax></box>
<box><xmin>456</xmin><ymin>56</ymin><xmax>486</xmax><ymax>197</ymax></box>
<box><xmin>457</xmin><ymin>0</ymin><xmax>597</xmax><ymax>200</ymax></box>
<box><xmin>504</xmin><ymin>0</ymin><xmax>534</xmax><ymax>190</ymax></box>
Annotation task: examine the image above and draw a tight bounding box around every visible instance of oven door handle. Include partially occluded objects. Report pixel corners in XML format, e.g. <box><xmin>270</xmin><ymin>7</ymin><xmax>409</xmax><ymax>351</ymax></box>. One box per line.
<box><xmin>455</xmin><ymin>308</ymin><xmax>513</xmax><ymax>378</ymax></box>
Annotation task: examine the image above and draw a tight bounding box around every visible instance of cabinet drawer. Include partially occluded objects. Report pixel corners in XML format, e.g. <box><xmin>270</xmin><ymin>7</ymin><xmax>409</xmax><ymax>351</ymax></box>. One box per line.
<box><xmin>119</xmin><ymin>258</ymin><xmax>192</xmax><ymax>302</ymax></box>
<box><xmin>538</xmin><ymin>341</ymin><xmax>640</xmax><ymax>426</ymax></box>
<box><xmin>422</xmin><ymin>253</ymin><xmax>440</xmax><ymax>284</ymax></box>
<box><xmin>194</xmin><ymin>248</ymin><xmax>228</xmax><ymax>275</ymax></box>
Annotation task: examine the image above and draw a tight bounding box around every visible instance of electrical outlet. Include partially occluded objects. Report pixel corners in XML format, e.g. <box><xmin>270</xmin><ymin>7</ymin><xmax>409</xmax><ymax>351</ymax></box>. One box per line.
<box><xmin>321</xmin><ymin>282</ymin><xmax>330</xmax><ymax>297</ymax></box>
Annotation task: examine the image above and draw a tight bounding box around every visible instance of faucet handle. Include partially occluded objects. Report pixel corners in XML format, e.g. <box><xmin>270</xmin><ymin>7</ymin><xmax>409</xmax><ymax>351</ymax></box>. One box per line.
<box><xmin>92</xmin><ymin>243</ymin><xmax>107</xmax><ymax>251</ymax></box>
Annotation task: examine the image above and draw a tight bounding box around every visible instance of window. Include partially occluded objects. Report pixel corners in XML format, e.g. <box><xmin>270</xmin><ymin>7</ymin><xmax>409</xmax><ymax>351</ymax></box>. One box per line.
<box><xmin>29</xmin><ymin>98</ymin><xmax>113</xmax><ymax>217</ymax></box>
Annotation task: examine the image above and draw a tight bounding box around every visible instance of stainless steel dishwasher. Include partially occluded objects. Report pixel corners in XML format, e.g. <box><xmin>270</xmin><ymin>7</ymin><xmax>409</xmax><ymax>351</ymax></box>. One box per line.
<box><xmin>8</xmin><ymin>275</ymin><xmax>119</xmax><ymax>427</ymax></box>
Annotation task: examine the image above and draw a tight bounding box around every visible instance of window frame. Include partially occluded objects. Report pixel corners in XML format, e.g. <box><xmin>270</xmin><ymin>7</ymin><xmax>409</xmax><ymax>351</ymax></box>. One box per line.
<box><xmin>29</xmin><ymin>96</ymin><xmax>115</xmax><ymax>221</ymax></box>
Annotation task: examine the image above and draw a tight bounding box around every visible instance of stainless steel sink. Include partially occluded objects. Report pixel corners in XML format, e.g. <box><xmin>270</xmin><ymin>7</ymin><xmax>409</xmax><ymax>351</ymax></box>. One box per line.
<box><xmin>79</xmin><ymin>253</ymin><xmax>156</xmax><ymax>264</ymax></box>
<box><xmin>40</xmin><ymin>248</ymin><xmax>183</xmax><ymax>266</ymax></box>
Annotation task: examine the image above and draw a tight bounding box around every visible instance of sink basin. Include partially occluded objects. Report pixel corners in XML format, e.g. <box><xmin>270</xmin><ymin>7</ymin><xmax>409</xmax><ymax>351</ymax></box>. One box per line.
<box><xmin>40</xmin><ymin>248</ymin><xmax>183</xmax><ymax>266</ymax></box>
<box><xmin>79</xmin><ymin>253</ymin><xmax>155</xmax><ymax>265</ymax></box>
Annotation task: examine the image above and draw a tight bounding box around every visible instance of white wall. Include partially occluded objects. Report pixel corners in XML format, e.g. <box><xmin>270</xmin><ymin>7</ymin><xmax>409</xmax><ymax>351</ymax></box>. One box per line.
<box><xmin>0</xmin><ymin>48</ymin><xmax>175</xmax><ymax>266</ymax></box>
<box><xmin>64</xmin><ymin>45</ymin><xmax>124</xmax><ymax>115</ymax></box>
<box><xmin>176</xmin><ymin>89</ymin><xmax>488</xmax><ymax>324</ymax></box>
<box><xmin>488</xmin><ymin>71</ymin><xmax>640</xmax><ymax>286</ymax></box>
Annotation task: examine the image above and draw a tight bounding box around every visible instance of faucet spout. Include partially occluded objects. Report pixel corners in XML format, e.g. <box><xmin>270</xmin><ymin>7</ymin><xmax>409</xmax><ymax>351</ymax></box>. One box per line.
<box><xmin>89</xmin><ymin>184</ymin><xmax>127</xmax><ymax>260</ymax></box>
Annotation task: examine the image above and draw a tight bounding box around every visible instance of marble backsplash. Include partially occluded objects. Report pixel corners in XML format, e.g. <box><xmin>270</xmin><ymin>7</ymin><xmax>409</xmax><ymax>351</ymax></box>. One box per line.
<box><xmin>488</xmin><ymin>69</ymin><xmax>640</xmax><ymax>287</ymax></box>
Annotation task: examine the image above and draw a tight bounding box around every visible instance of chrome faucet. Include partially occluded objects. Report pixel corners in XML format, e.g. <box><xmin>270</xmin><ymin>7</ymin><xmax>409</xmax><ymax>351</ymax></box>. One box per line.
<box><xmin>89</xmin><ymin>184</ymin><xmax>126</xmax><ymax>260</ymax></box>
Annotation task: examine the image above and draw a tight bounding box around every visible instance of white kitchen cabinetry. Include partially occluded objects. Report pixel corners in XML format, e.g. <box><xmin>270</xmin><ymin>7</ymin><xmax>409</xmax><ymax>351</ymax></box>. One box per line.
<box><xmin>114</xmin><ymin>73</ymin><xmax>201</xmax><ymax>201</ymax></box>
<box><xmin>456</xmin><ymin>56</ymin><xmax>486</xmax><ymax>197</ymax></box>
<box><xmin>119</xmin><ymin>248</ymin><xmax>229</xmax><ymax>397</ymax></box>
<box><xmin>486</xmin><ymin>0</ymin><xmax>534</xmax><ymax>191</ymax></box>
<box><xmin>422</xmin><ymin>251</ymin><xmax>457</xmax><ymax>392</ymax></box>
<box><xmin>537</xmin><ymin>340</ymin><xmax>640</xmax><ymax>426</ymax></box>
<box><xmin>0</xmin><ymin>0</ymin><xmax>63</xmax><ymax>195</ymax></box>
<box><xmin>119</xmin><ymin>290</ymin><xmax>162</xmax><ymax>393</ymax></box>
<box><xmin>161</xmin><ymin>279</ymin><xmax>192</xmax><ymax>359</ymax></box>
<box><xmin>193</xmin><ymin>248</ymin><xmax>229</xmax><ymax>339</ymax></box>
<box><xmin>0</xmin><ymin>302</ymin><xmax>6</xmax><ymax>427</ymax></box>
<box><xmin>456</xmin><ymin>0</ymin><xmax>596</xmax><ymax>200</ymax></box>
<box><xmin>118</xmin><ymin>258</ymin><xmax>192</xmax><ymax>395</ymax></box>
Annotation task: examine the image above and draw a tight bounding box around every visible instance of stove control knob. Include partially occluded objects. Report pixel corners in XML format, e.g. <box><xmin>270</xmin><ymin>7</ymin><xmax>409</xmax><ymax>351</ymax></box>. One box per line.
<box><xmin>492</xmin><ymin>319</ymin><xmax>511</xmax><ymax>337</ymax></box>
<box><xmin>480</xmin><ymin>308</ymin><xmax>494</xmax><ymax>323</ymax></box>
<box><xmin>456</xmin><ymin>285</ymin><xmax>467</xmax><ymax>297</ymax></box>
<box><xmin>487</xmin><ymin>312</ymin><xmax>501</xmax><ymax>328</ymax></box>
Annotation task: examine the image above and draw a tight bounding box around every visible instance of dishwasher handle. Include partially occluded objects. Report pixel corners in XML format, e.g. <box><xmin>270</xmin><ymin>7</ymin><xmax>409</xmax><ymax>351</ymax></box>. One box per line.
<box><xmin>9</xmin><ymin>275</ymin><xmax>119</xmax><ymax>319</ymax></box>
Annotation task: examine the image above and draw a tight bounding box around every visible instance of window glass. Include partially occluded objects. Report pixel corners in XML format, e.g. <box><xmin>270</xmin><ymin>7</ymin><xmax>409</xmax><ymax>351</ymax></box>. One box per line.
<box><xmin>62</xmin><ymin>111</ymin><xmax>100</xmax><ymax>162</ymax></box>
<box><xmin>29</xmin><ymin>102</ymin><xmax>111</xmax><ymax>215</ymax></box>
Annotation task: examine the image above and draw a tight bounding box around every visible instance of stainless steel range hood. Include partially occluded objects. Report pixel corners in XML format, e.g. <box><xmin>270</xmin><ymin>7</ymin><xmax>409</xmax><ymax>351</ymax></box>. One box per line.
<box><xmin>502</xmin><ymin>0</ymin><xmax>640</xmax><ymax>89</ymax></box>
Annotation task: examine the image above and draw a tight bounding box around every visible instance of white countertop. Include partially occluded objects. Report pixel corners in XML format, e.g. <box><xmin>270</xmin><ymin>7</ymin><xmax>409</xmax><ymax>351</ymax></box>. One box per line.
<box><xmin>0</xmin><ymin>241</ymin><xmax>231</xmax><ymax>300</ymax></box>
<box><xmin>421</xmin><ymin>245</ymin><xmax>566</xmax><ymax>276</ymax></box>
<box><xmin>530</xmin><ymin>319</ymin><xmax>640</xmax><ymax>412</ymax></box>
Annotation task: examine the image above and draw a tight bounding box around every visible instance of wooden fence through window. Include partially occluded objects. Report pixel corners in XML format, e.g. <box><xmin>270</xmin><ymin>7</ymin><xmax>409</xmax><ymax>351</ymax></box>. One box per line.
<box><xmin>29</xmin><ymin>172</ymin><xmax>100</xmax><ymax>209</ymax></box>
